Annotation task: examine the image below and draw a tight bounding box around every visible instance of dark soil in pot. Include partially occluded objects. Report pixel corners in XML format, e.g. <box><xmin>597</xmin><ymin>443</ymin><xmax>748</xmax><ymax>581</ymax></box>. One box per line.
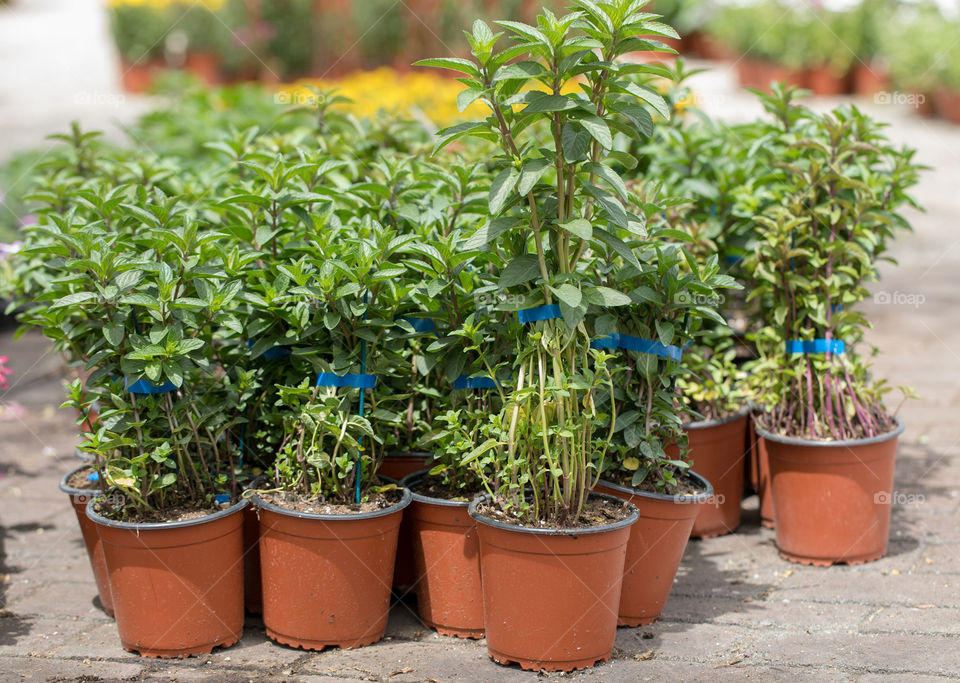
<box><xmin>595</xmin><ymin>471</ymin><xmax>712</xmax><ymax>627</ymax></box>
<box><xmin>468</xmin><ymin>493</ymin><xmax>637</xmax><ymax>672</ymax></box>
<box><xmin>401</xmin><ymin>470</ymin><xmax>484</xmax><ymax>639</ymax></box>
<box><xmin>60</xmin><ymin>466</ymin><xmax>114</xmax><ymax>617</ymax></box>
<box><xmin>86</xmin><ymin>497</ymin><xmax>247</xmax><ymax>657</ymax></box>
<box><xmin>757</xmin><ymin>419</ymin><xmax>903</xmax><ymax>566</ymax></box>
<box><xmin>254</xmin><ymin>488</ymin><xmax>412</xmax><ymax>651</ymax></box>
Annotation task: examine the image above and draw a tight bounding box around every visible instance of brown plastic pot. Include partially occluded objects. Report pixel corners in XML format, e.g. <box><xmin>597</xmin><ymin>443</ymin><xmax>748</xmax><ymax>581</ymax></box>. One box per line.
<box><xmin>595</xmin><ymin>472</ymin><xmax>712</xmax><ymax>627</ymax></box>
<box><xmin>242</xmin><ymin>497</ymin><xmax>262</xmax><ymax>614</ymax></box>
<box><xmin>59</xmin><ymin>467</ymin><xmax>114</xmax><ymax>617</ymax></box>
<box><xmin>401</xmin><ymin>470</ymin><xmax>483</xmax><ymax>639</ymax></box>
<box><xmin>668</xmin><ymin>409</ymin><xmax>749</xmax><ymax>538</ymax></box>
<box><xmin>803</xmin><ymin>65</ymin><xmax>849</xmax><ymax>96</ymax></box>
<box><xmin>935</xmin><ymin>87</ymin><xmax>960</xmax><ymax>125</ymax></box>
<box><xmin>852</xmin><ymin>63</ymin><xmax>889</xmax><ymax>96</ymax></box>
<box><xmin>255</xmin><ymin>489</ymin><xmax>412</xmax><ymax>650</ymax></box>
<box><xmin>754</xmin><ymin>421</ymin><xmax>776</xmax><ymax>528</ymax></box>
<box><xmin>757</xmin><ymin>419</ymin><xmax>903</xmax><ymax>566</ymax></box>
<box><xmin>380</xmin><ymin>452</ymin><xmax>431</xmax><ymax>595</ymax></box>
<box><xmin>86</xmin><ymin>497</ymin><xmax>246</xmax><ymax>657</ymax></box>
<box><xmin>469</xmin><ymin>493</ymin><xmax>637</xmax><ymax>672</ymax></box>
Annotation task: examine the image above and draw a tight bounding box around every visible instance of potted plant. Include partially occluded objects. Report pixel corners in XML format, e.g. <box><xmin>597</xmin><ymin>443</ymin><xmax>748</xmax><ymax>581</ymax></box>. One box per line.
<box><xmin>673</xmin><ymin>329</ymin><xmax>749</xmax><ymax>538</ymax></box>
<box><xmin>419</xmin><ymin>1</ymin><xmax>692</xmax><ymax>670</ymax></box>
<box><xmin>745</xmin><ymin>97</ymin><xmax>922</xmax><ymax>565</ymax></box>
<box><xmin>245</xmin><ymin>211</ymin><xmax>415</xmax><ymax>651</ymax></box>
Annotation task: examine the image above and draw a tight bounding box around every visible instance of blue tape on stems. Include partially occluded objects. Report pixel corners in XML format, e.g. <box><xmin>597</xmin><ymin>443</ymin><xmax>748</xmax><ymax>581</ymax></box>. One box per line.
<box><xmin>590</xmin><ymin>333</ymin><xmax>683</xmax><ymax>362</ymax></box>
<box><xmin>247</xmin><ymin>339</ymin><xmax>292</xmax><ymax>360</ymax></box>
<box><xmin>315</xmin><ymin>373</ymin><xmax>378</xmax><ymax>389</ymax></box>
<box><xmin>453</xmin><ymin>374</ymin><xmax>499</xmax><ymax>390</ymax></box>
<box><xmin>87</xmin><ymin>471</ymin><xmax>99</xmax><ymax>482</ymax></box>
<box><xmin>125</xmin><ymin>378</ymin><xmax>178</xmax><ymax>394</ymax></box>
<box><xmin>395</xmin><ymin>316</ymin><xmax>437</xmax><ymax>334</ymax></box>
<box><xmin>724</xmin><ymin>253</ymin><xmax>744</xmax><ymax>265</ymax></box>
<box><xmin>785</xmin><ymin>339</ymin><xmax>846</xmax><ymax>355</ymax></box>
<box><xmin>518</xmin><ymin>304</ymin><xmax>562</xmax><ymax>324</ymax></box>
<box><xmin>215</xmin><ymin>493</ymin><xmax>230</xmax><ymax>504</ymax></box>
<box><xmin>831</xmin><ymin>304</ymin><xmax>843</xmax><ymax>313</ymax></box>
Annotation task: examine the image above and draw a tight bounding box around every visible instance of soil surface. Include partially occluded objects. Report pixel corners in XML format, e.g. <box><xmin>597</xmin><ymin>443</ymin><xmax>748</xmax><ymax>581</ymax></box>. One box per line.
<box><xmin>258</xmin><ymin>488</ymin><xmax>402</xmax><ymax>515</ymax></box>
<box><xmin>475</xmin><ymin>495</ymin><xmax>633</xmax><ymax>530</ymax></box>
<box><xmin>92</xmin><ymin>499</ymin><xmax>232</xmax><ymax>524</ymax></box>
<box><xmin>606</xmin><ymin>470</ymin><xmax>708</xmax><ymax>497</ymax></box>
<box><xmin>65</xmin><ymin>466</ymin><xmax>99</xmax><ymax>490</ymax></box>
<box><xmin>410</xmin><ymin>475</ymin><xmax>481</xmax><ymax>503</ymax></box>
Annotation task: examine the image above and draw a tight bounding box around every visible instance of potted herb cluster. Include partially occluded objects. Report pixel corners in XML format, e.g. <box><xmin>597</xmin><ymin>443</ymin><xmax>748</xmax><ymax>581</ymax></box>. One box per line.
<box><xmin>745</xmin><ymin>96</ymin><xmax>921</xmax><ymax>565</ymax></box>
<box><xmin>420</xmin><ymin>0</ymin><xmax>728</xmax><ymax>669</ymax></box>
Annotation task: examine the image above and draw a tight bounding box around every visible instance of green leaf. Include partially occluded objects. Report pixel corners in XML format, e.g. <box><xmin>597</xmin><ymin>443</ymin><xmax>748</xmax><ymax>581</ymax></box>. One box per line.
<box><xmin>517</xmin><ymin>158</ymin><xmax>551</xmax><ymax>196</ymax></box>
<box><xmin>521</xmin><ymin>92</ymin><xmax>579</xmax><ymax>114</ymax></box>
<box><xmin>413</xmin><ymin>57</ymin><xmax>481</xmax><ymax>78</ymax></box>
<box><xmin>595</xmin><ymin>228</ymin><xmax>641</xmax><ymax>270</ymax></box>
<box><xmin>576</xmin><ymin>114</ymin><xmax>612</xmax><ymax>149</ymax></box>
<box><xmin>548</xmin><ymin>284</ymin><xmax>582</xmax><ymax>308</ymax></box>
<box><xmin>460</xmin><ymin>217</ymin><xmax>521</xmax><ymax>251</ymax></box>
<box><xmin>584</xmin><ymin>162</ymin><xmax>628</xmax><ymax>202</ymax></box>
<box><xmin>499</xmin><ymin>255</ymin><xmax>541</xmax><ymax>288</ymax></box>
<box><xmin>51</xmin><ymin>292</ymin><xmax>97</xmax><ymax>309</ymax></box>
<box><xmin>561</xmin><ymin>123</ymin><xmax>591</xmax><ymax>161</ymax></box>
<box><xmin>583</xmin><ymin>286</ymin><xmax>632</xmax><ymax>307</ymax></box>
<box><xmin>558</xmin><ymin>218</ymin><xmax>592</xmax><ymax>240</ymax></box>
<box><xmin>488</xmin><ymin>166</ymin><xmax>519</xmax><ymax>214</ymax></box>
<box><xmin>457</xmin><ymin>88</ymin><xmax>484</xmax><ymax>112</ymax></box>
<box><xmin>103</xmin><ymin>324</ymin><xmax>125</xmax><ymax>347</ymax></box>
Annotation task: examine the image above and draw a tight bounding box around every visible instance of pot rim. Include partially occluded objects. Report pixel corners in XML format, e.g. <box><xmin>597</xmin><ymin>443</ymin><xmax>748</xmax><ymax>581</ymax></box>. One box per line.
<box><xmin>73</xmin><ymin>447</ymin><xmax>92</xmax><ymax>462</ymax></box>
<box><xmin>467</xmin><ymin>491</ymin><xmax>639</xmax><ymax>536</ymax></box>
<box><xmin>401</xmin><ymin>469</ymin><xmax>474</xmax><ymax>508</ymax></box>
<box><xmin>597</xmin><ymin>469</ymin><xmax>715</xmax><ymax>504</ymax></box>
<box><xmin>59</xmin><ymin>464</ymin><xmax>100</xmax><ymax>497</ymax></box>
<box><xmin>755</xmin><ymin>416</ymin><xmax>904</xmax><ymax>448</ymax></box>
<box><xmin>683</xmin><ymin>405</ymin><xmax>751</xmax><ymax>431</ymax></box>
<box><xmin>251</xmin><ymin>487</ymin><xmax>412</xmax><ymax>521</ymax></box>
<box><xmin>85</xmin><ymin>494</ymin><xmax>249</xmax><ymax>531</ymax></box>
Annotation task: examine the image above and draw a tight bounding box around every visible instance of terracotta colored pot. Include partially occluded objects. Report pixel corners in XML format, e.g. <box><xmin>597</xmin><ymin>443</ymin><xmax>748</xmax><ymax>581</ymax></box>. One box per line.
<box><xmin>755</xmin><ymin>423</ymin><xmax>775</xmax><ymax>528</ymax></box>
<box><xmin>402</xmin><ymin>471</ymin><xmax>483</xmax><ymax>639</ymax></box>
<box><xmin>595</xmin><ymin>473</ymin><xmax>712</xmax><ymax>627</ymax></box>
<box><xmin>935</xmin><ymin>87</ymin><xmax>960</xmax><ymax>125</ymax></box>
<box><xmin>803</xmin><ymin>65</ymin><xmax>849</xmax><ymax>96</ymax></box>
<box><xmin>852</xmin><ymin>63</ymin><xmax>889</xmax><ymax>97</ymax></box>
<box><xmin>184</xmin><ymin>51</ymin><xmax>221</xmax><ymax>85</ymax></box>
<box><xmin>255</xmin><ymin>489</ymin><xmax>411</xmax><ymax>650</ymax></box>
<box><xmin>87</xmin><ymin>498</ymin><xmax>246</xmax><ymax>657</ymax></box>
<box><xmin>469</xmin><ymin>493</ymin><xmax>637</xmax><ymax>672</ymax></box>
<box><xmin>668</xmin><ymin>410</ymin><xmax>749</xmax><ymax>538</ymax></box>
<box><xmin>380</xmin><ymin>452</ymin><xmax>431</xmax><ymax>595</ymax></box>
<box><xmin>757</xmin><ymin>419</ymin><xmax>903</xmax><ymax>566</ymax></box>
<box><xmin>119</xmin><ymin>59</ymin><xmax>163</xmax><ymax>93</ymax></box>
<box><xmin>736</xmin><ymin>59</ymin><xmax>804</xmax><ymax>92</ymax></box>
<box><xmin>59</xmin><ymin>467</ymin><xmax>114</xmax><ymax>617</ymax></box>
<box><xmin>688</xmin><ymin>31</ymin><xmax>732</xmax><ymax>60</ymax></box>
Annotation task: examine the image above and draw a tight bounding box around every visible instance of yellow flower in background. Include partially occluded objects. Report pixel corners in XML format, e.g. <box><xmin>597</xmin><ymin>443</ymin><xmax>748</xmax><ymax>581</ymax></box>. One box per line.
<box><xmin>282</xmin><ymin>68</ymin><xmax>488</xmax><ymax>128</ymax></box>
<box><xmin>280</xmin><ymin>67</ymin><xmax>585</xmax><ymax>128</ymax></box>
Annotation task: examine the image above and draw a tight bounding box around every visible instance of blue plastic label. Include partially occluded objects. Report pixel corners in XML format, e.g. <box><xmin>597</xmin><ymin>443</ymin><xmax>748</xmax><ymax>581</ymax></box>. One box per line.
<box><xmin>785</xmin><ymin>339</ymin><xmax>846</xmax><ymax>355</ymax></box>
<box><xmin>315</xmin><ymin>373</ymin><xmax>378</xmax><ymax>389</ymax></box>
<box><xmin>453</xmin><ymin>374</ymin><xmax>500</xmax><ymax>390</ymax></box>
<box><xmin>590</xmin><ymin>333</ymin><xmax>683</xmax><ymax>362</ymax></box>
<box><xmin>518</xmin><ymin>304</ymin><xmax>563</xmax><ymax>324</ymax></box>
<box><xmin>125</xmin><ymin>378</ymin><xmax>178</xmax><ymax>394</ymax></box>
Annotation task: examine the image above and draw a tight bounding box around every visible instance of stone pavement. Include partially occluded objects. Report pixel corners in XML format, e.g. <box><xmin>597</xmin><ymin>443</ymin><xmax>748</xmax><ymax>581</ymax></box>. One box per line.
<box><xmin>1</xmin><ymin>2</ymin><xmax>960</xmax><ymax>681</ymax></box>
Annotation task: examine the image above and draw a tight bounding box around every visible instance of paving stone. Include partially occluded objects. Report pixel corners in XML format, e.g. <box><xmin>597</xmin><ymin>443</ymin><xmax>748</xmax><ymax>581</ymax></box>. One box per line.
<box><xmin>862</xmin><ymin>605</ymin><xmax>960</xmax><ymax>635</ymax></box>
<box><xmin>599</xmin><ymin>658</ymin><xmax>856</xmax><ymax>682</ymax></box>
<box><xmin>0</xmin><ymin>617</ymin><xmax>89</xmax><ymax>658</ymax></box>
<box><xmin>8</xmin><ymin>580</ymin><xmax>113</xmax><ymax>622</ymax></box>
<box><xmin>745</xmin><ymin>631</ymin><xmax>960</xmax><ymax>676</ymax></box>
<box><xmin>916</xmin><ymin>544</ymin><xmax>960</xmax><ymax>575</ymax></box>
<box><xmin>773</xmin><ymin>569</ymin><xmax>960</xmax><ymax>608</ymax></box>
<box><xmin>721</xmin><ymin>598</ymin><xmax>874</xmax><ymax>632</ymax></box>
<box><xmin>1</xmin><ymin>655</ymin><xmax>143</xmax><ymax>680</ymax></box>
<box><xmin>616</xmin><ymin>621</ymin><xmax>748</xmax><ymax>663</ymax></box>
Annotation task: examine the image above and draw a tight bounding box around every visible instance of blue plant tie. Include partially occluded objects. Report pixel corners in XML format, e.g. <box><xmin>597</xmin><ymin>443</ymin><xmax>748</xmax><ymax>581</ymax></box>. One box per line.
<box><xmin>395</xmin><ymin>316</ymin><xmax>437</xmax><ymax>334</ymax></box>
<box><xmin>590</xmin><ymin>333</ymin><xmax>683</xmax><ymax>362</ymax></box>
<box><xmin>785</xmin><ymin>339</ymin><xmax>845</xmax><ymax>355</ymax></box>
<box><xmin>125</xmin><ymin>378</ymin><xmax>178</xmax><ymax>394</ymax></box>
<box><xmin>238</xmin><ymin>423</ymin><xmax>246</xmax><ymax>469</ymax></box>
<box><xmin>518</xmin><ymin>304</ymin><xmax>563</xmax><ymax>324</ymax></box>
<box><xmin>315</xmin><ymin>373</ymin><xmax>377</xmax><ymax>389</ymax></box>
<box><xmin>215</xmin><ymin>493</ymin><xmax>230</xmax><ymax>504</ymax></box>
<box><xmin>453</xmin><ymin>374</ymin><xmax>500</xmax><ymax>390</ymax></box>
<box><xmin>87</xmin><ymin>471</ymin><xmax>99</xmax><ymax>482</ymax></box>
